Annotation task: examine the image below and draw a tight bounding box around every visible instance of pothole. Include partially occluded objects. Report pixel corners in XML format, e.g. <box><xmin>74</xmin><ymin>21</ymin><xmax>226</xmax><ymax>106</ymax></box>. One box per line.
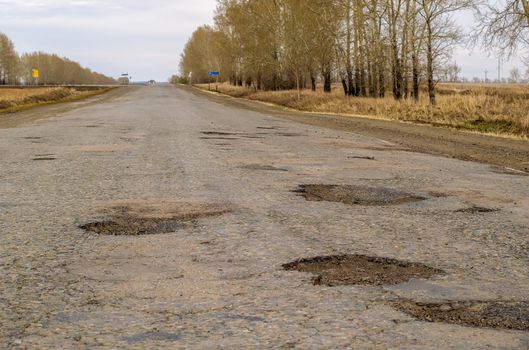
<box><xmin>283</xmin><ymin>255</ymin><xmax>443</xmax><ymax>286</ymax></box>
<box><xmin>348</xmin><ymin>156</ymin><xmax>375</xmax><ymax>160</ymax></box>
<box><xmin>201</xmin><ymin>131</ymin><xmax>240</xmax><ymax>136</ymax></box>
<box><xmin>394</xmin><ymin>300</ymin><xmax>529</xmax><ymax>331</ymax></box>
<box><xmin>79</xmin><ymin>217</ymin><xmax>186</xmax><ymax>236</ymax></box>
<box><xmin>240</xmin><ymin>164</ymin><xmax>287</xmax><ymax>171</ymax></box>
<box><xmin>79</xmin><ymin>199</ymin><xmax>231</xmax><ymax>236</ymax></box>
<box><xmin>428</xmin><ymin>191</ymin><xmax>450</xmax><ymax>198</ymax></box>
<box><xmin>257</xmin><ymin>126</ymin><xmax>279</xmax><ymax>130</ymax></box>
<box><xmin>455</xmin><ymin>206</ymin><xmax>500</xmax><ymax>213</ymax></box>
<box><xmin>276</xmin><ymin>132</ymin><xmax>303</xmax><ymax>137</ymax></box>
<box><xmin>293</xmin><ymin>184</ymin><xmax>426</xmax><ymax>206</ymax></box>
<box><xmin>33</xmin><ymin>157</ymin><xmax>56</xmax><ymax>161</ymax></box>
<box><xmin>23</xmin><ymin>136</ymin><xmax>42</xmax><ymax>140</ymax></box>
<box><xmin>201</xmin><ymin>137</ymin><xmax>239</xmax><ymax>141</ymax></box>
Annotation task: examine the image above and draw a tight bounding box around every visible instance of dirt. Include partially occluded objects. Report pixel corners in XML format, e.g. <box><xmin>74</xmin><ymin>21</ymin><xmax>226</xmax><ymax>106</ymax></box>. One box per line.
<box><xmin>394</xmin><ymin>300</ymin><xmax>529</xmax><ymax>331</ymax></box>
<box><xmin>239</xmin><ymin>164</ymin><xmax>288</xmax><ymax>171</ymax></box>
<box><xmin>455</xmin><ymin>206</ymin><xmax>500</xmax><ymax>213</ymax></box>
<box><xmin>283</xmin><ymin>255</ymin><xmax>444</xmax><ymax>286</ymax></box>
<box><xmin>293</xmin><ymin>184</ymin><xmax>426</xmax><ymax>206</ymax></box>
<box><xmin>79</xmin><ymin>199</ymin><xmax>231</xmax><ymax>236</ymax></box>
<box><xmin>190</xmin><ymin>86</ymin><xmax>529</xmax><ymax>172</ymax></box>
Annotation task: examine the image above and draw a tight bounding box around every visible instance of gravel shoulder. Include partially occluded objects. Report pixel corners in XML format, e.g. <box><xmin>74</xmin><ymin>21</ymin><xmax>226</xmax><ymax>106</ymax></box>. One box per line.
<box><xmin>188</xmin><ymin>85</ymin><xmax>529</xmax><ymax>172</ymax></box>
<box><xmin>0</xmin><ymin>86</ymin><xmax>134</xmax><ymax>129</ymax></box>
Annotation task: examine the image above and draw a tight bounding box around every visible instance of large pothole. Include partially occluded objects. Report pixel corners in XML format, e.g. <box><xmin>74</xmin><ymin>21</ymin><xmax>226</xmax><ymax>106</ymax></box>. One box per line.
<box><xmin>394</xmin><ymin>300</ymin><xmax>529</xmax><ymax>331</ymax></box>
<box><xmin>293</xmin><ymin>184</ymin><xmax>426</xmax><ymax>206</ymax></box>
<box><xmin>283</xmin><ymin>255</ymin><xmax>443</xmax><ymax>286</ymax></box>
<box><xmin>79</xmin><ymin>199</ymin><xmax>231</xmax><ymax>236</ymax></box>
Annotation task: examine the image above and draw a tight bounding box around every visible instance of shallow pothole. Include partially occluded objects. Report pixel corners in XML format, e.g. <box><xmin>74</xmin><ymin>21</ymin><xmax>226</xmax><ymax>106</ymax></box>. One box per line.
<box><xmin>201</xmin><ymin>131</ymin><xmax>240</xmax><ymax>136</ymax></box>
<box><xmin>455</xmin><ymin>206</ymin><xmax>500</xmax><ymax>213</ymax></box>
<box><xmin>79</xmin><ymin>217</ymin><xmax>186</xmax><ymax>235</ymax></box>
<box><xmin>293</xmin><ymin>184</ymin><xmax>426</xmax><ymax>206</ymax></box>
<box><xmin>348</xmin><ymin>156</ymin><xmax>375</xmax><ymax>160</ymax></box>
<box><xmin>394</xmin><ymin>300</ymin><xmax>529</xmax><ymax>331</ymax></box>
<box><xmin>200</xmin><ymin>137</ymin><xmax>239</xmax><ymax>140</ymax></box>
<box><xmin>283</xmin><ymin>255</ymin><xmax>443</xmax><ymax>286</ymax></box>
<box><xmin>79</xmin><ymin>199</ymin><xmax>231</xmax><ymax>236</ymax></box>
<box><xmin>240</xmin><ymin>164</ymin><xmax>287</xmax><ymax>171</ymax></box>
<box><xmin>33</xmin><ymin>157</ymin><xmax>56</xmax><ymax>161</ymax></box>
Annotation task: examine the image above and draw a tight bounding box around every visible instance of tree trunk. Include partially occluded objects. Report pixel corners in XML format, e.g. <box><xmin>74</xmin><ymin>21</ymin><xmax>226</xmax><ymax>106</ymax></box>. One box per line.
<box><xmin>323</xmin><ymin>70</ymin><xmax>332</xmax><ymax>93</ymax></box>
<box><xmin>426</xmin><ymin>20</ymin><xmax>436</xmax><ymax>105</ymax></box>
<box><xmin>412</xmin><ymin>53</ymin><xmax>419</xmax><ymax>101</ymax></box>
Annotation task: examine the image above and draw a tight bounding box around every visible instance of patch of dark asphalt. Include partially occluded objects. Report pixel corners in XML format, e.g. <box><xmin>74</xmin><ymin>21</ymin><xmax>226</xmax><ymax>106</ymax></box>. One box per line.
<box><xmin>394</xmin><ymin>300</ymin><xmax>529</xmax><ymax>331</ymax></box>
<box><xmin>348</xmin><ymin>156</ymin><xmax>376</xmax><ymax>160</ymax></box>
<box><xmin>239</xmin><ymin>164</ymin><xmax>288</xmax><ymax>171</ymax></box>
<box><xmin>293</xmin><ymin>184</ymin><xmax>426</xmax><ymax>206</ymax></box>
<box><xmin>455</xmin><ymin>206</ymin><xmax>500</xmax><ymax>214</ymax></box>
<box><xmin>283</xmin><ymin>255</ymin><xmax>443</xmax><ymax>286</ymax></box>
<box><xmin>85</xmin><ymin>125</ymin><xmax>101</xmax><ymax>128</ymax></box>
<box><xmin>32</xmin><ymin>157</ymin><xmax>56</xmax><ymax>161</ymax></box>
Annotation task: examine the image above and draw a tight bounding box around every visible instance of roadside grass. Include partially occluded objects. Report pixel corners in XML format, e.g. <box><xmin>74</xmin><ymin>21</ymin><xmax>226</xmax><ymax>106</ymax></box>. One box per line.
<box><xmin>0</xmin><ymin>87</ymin><xmax>115</xmax><ymax>113</ymax></box>
<box><xmin>196</xmin><ymin>83</ymin><xmax>529</xmax><ymax>138</ymax></box>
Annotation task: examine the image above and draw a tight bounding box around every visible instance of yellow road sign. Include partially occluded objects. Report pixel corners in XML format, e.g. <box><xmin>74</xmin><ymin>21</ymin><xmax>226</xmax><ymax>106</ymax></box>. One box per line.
<box><xmin>32</xmin><ymin>69</ymin><xmax>39</xmax><ymax>78</ymax></box>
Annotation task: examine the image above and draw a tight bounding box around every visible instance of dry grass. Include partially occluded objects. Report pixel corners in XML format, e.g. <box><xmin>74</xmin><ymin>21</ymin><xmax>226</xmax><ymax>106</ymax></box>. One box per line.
<box><xmin>0</xmin><ymin>87</ymin><xmax>111</xmax><ymax>113</ymax></box>
<box><xmin>197</xmin><ymin>83</ymin><xmax>529</xmax><ymax>137</ymax></box>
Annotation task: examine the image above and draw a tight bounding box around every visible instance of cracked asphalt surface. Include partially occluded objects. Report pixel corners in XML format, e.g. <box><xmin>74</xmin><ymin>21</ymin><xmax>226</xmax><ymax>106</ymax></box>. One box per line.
<box><xmin>1</xmin><ymin>85</ymin><xmax>528</xmax><ymax>349</ymax></box>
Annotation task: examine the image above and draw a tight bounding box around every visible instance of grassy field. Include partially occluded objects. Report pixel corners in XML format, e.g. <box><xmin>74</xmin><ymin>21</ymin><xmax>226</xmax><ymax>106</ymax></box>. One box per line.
<box><xmin>0</xmin><ymin>87</ymin><xmax>113</xmax><ymax>113</ymax></box>
<box><xmin>197</xmin><ymin>83</ymin><xmax>529</xmax><ymax>138</ymax></box>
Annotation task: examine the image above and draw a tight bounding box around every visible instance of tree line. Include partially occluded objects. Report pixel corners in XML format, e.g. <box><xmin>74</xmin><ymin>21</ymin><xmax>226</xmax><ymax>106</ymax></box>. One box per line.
<box><xmin>180</xmin><ymin>0</ymin><xmax>529</xmax><ymax>105</ymax></box>
<box><xmin>0</xmin><ymin>32</ymin><xmax>116</xmax><ymax>85</ymax></box>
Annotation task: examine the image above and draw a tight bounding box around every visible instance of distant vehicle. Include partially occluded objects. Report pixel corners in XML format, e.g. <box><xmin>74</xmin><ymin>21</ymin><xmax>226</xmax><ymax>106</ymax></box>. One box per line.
<box><xmin>118</xmin><ymin>77</ymin><xmax>130</xmax><ymax>85</ymax></box>
<box><xmin>118</xmin><ymin>73</ymin><xmax>130</xmax><ymax>85</ymax></box>
<box><xmin>147</xmin><ymin>80</ymin><xmax>156</xmax><ymax>85</ymax></box>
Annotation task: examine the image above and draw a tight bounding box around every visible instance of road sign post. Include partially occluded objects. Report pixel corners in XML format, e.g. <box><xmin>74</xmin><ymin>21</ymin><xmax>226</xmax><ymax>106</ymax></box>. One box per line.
<box><xmin>208</xmin><ymin>71</ymin><xmax>220</xmax><ymax>91</ymax></box>
<box><xmin>32</xmin><ymin>68</ymin><xmax>39</xmax><ymax>86</ymax></box>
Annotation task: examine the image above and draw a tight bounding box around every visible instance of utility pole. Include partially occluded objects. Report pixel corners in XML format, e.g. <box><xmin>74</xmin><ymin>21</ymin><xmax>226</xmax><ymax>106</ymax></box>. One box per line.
<box><xmin>484</xmin><ymin>69</ymin><xmax>488</xmax><ymax>82</ymax></box>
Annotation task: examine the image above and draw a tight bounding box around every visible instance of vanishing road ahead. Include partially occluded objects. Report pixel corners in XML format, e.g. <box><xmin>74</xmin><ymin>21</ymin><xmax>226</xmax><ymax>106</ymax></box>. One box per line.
<box><xmin>1</xmin><ymin>86</ymin><xmax>528</xmax><ymax>349</ymax></box>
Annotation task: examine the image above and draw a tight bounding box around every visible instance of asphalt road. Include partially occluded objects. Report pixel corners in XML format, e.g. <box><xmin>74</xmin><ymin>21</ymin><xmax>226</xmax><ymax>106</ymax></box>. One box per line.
<box><xmin>1</xmin><ymin>86</ymin><xmax>528</xmax><ymax>349</ymax></box>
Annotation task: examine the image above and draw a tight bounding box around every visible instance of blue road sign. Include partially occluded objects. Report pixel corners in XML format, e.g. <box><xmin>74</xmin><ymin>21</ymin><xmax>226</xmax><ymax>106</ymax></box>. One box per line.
<box><xmin>208</xmin><ymin>71</ymin><xmax>220</xmax><ymax>76</ymax></box>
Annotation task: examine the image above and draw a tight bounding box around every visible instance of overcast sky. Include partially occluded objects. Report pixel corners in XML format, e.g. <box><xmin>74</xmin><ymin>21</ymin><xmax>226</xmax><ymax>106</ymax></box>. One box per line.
<box><xmin>0</xmin><ymin>0</ymin><xmax>523</xmax><ymax>81</ymax></box>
